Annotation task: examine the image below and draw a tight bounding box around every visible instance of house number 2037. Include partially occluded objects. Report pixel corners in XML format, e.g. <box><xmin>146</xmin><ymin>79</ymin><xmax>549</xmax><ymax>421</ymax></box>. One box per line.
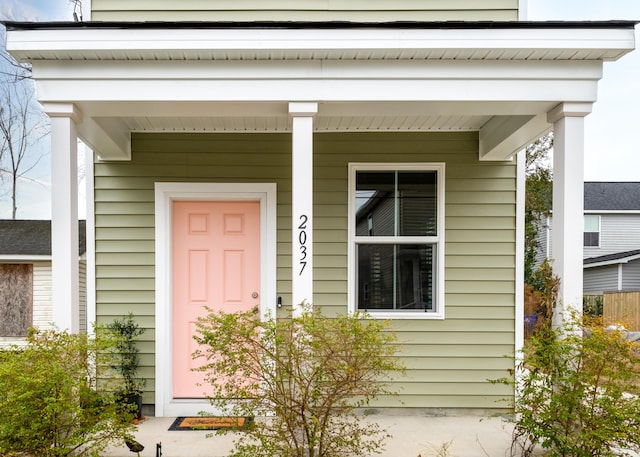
<box><xmin>298</xmin><ymin>214</ymin><xmax>308</xmax><ymax>276</ymax></box>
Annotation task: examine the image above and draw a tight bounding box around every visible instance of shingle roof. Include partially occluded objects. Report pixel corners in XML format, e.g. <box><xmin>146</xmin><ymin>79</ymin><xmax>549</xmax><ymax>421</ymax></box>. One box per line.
<box><xmin>0</xmin><ymin>220</ymin><xmax>86</xmax><ymax>256</ymax></box>
<box><xmin>584</xmin><ymin>182</ymin><xmax>640</xmax><ymax>211</ymax></box>
<box><xmin>584</xmin><ymin>249</ymin><xmax>640</xmax><ymax>266</ymax></box>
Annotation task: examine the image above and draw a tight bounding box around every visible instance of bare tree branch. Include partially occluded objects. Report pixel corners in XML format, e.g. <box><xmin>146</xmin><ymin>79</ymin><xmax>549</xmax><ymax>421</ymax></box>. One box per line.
<box><xmin>69</xmin><ymin>0</ymin><xmax>84</xmax><ymax>22</ymax></box>
<box><xmin>0</xmin><ymin>28</ymin><xmax>32</xmax><ymax>81</ymax></box>
<box><xmin>0</xmin><ymin>64</ymin><xmax>50</xmax><ymax>219</ymax></box>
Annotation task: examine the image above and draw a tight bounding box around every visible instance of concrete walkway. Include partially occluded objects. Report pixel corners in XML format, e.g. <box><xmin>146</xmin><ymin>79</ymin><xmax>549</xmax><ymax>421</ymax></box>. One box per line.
<box><xmin>103</xmin><ymin>414</ymin><xmax>518</xmax><ymax>457</ymax></box>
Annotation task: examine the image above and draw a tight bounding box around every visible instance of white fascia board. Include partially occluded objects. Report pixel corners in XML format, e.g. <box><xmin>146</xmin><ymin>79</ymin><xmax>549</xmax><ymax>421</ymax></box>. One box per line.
<box><xmin>584</xmin><ymin>210</ymin><xmax>640</xmax><ymax>214</ymax></box>
<box><xmin>584</xmin><ymin>254</ymin><xmax>640</xmax><ymax>268</ymax></box>
<box><xmin>0</xmin><ymin>255</ymin><xmax>52</xmax><ymax>262</ymax></box>
<box><xmin>7</xmin><ymin>27</ymin><xmax>635</xmax><ymax>60</ymax></box>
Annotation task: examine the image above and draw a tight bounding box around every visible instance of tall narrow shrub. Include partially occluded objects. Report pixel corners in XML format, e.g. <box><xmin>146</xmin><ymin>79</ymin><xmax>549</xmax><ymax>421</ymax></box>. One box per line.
<box><xmin>106</xmin><ymin>313</ymin><xmax>145</xmax><ymax>396</ymax></box>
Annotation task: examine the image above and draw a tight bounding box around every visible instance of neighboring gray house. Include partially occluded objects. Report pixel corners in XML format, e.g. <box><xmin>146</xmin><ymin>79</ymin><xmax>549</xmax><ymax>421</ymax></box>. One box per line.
<box><xmin>537</xmin><ymin>182</ymin><xmax>640</xmax><ymax>293</ymax></box>
<box><xmin>584</xmin><ymin>250</ymin><xmax>640</xmax><ymax>294</ymax></box>
<box><xmin>0</xmin><ymin>220</ymin><xmax>86</xmax><ymax>347</ymax></box>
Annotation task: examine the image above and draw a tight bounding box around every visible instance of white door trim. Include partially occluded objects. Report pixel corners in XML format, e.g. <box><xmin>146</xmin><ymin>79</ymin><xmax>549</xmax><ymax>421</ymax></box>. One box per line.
<box><xmin>154</xmin><ymin>182</ymin><xmax>277</xmax><ymax>417</ymax></box>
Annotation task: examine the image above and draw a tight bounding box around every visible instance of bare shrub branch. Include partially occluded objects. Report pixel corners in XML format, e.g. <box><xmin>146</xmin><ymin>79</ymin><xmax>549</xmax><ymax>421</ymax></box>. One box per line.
<box><xmin>194</xmin><ymin>308</ymin><xmax>405</xmax><ymax>457</ymax></box>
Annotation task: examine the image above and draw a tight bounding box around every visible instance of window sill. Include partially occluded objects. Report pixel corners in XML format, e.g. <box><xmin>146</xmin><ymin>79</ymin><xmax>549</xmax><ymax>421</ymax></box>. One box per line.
<box><xmin>353</xmin><ymin>310</ymin><xmax>445</xmax><ymax>320</ymax></box>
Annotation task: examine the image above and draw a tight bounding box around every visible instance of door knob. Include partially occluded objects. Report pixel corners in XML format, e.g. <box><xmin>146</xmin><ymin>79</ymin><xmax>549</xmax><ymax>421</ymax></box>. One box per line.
<box><xmin>252</xmin><ymin>292</ymin><xmax>259</xmax><ymax>299</ymax></box>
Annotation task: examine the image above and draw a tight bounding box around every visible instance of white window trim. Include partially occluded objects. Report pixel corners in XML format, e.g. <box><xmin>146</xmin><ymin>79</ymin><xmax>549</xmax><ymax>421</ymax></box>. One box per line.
<box><xmin>347</xmin><ymin>163</ymin><xmax>445</xmax><ymax>320</ymax></box>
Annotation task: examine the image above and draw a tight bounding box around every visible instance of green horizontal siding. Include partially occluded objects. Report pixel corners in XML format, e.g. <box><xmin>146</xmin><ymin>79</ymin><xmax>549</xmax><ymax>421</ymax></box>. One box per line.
<box><xmin>94</xmin><ymin>131</ymin><xmax>517</xmax><ymax>411</ymax></box>
<box><xmin>314</xmin><ymin>132</ymin><xmax>516</xmax><ymax>409</ymax></box>
<box><xmin>91</xmin><ymin>0</ymin><xmax>518</xmax><ymax>21</ymax></box>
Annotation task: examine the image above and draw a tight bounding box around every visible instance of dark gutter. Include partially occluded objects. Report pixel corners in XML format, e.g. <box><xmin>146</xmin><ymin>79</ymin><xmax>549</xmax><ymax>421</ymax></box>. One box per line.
<box><xmin>3</xmin><ymin>20</ymin><xmax>639</xmax><ymax>31</ymax></box>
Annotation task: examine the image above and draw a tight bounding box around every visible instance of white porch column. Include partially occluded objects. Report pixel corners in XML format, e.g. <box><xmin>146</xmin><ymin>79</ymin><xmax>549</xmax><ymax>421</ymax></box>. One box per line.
<box><xmin>289</xmin><ymin>102</ymin><xmax>317</xmax><ymax>316</ymax></box>
<box><xmin>547</xmin><ymin>102</ymin><xmax>592</xmax><ymax>327</ymax></box>
<box><xmin>44</xmin><ymin>103</ymin><xmax>82</xmax><ymax>332</ymax></box>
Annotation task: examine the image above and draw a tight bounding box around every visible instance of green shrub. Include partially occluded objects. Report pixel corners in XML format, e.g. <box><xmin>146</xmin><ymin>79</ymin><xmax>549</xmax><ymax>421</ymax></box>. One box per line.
<box><xmin>583</xmin><ymin>295</ymin><xmax>604</xmax><ymax>317</ymax></box>
<box><xmin>495</xmin><ymin>316</ymin><xmax>640</xmax><ymax>457</ymax></box>
<box><xmin>193</xmin><ymin>308</ymin><xmax>405</xmax><ymax>457</ymax></box>
<box><xmin>0</xmin><ymin>328</ymin><xmax>135</xmax><ymax>457</ymax></box>
<box><xmin>105</xmin><ymin>313</ymin><xmax>145</xmax><ymax>396</ymax></box>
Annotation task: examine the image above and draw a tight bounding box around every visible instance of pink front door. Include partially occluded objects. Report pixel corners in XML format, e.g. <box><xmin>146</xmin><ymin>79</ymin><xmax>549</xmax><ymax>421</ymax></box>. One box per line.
<box><xmin>172</xmin><ymin>200</ymin><xmax>260</xmax><ymax>398</ymax></box>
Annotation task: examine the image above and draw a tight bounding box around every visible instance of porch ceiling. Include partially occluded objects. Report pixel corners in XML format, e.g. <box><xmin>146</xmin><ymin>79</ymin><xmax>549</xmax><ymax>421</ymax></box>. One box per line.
<box><xmin>74</xmin><ymin>100</ymin><xmax>554</xmax><ymax>162</ymax></box>
<box><xmin>96</xmin><ymin>112</ymin><xmax>493</xmax><ymax>135</ymax></box>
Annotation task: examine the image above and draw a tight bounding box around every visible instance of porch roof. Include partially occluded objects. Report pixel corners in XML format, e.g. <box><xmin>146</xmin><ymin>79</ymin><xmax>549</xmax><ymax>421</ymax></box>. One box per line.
<box><xmin>5</xmin><ymin>20</ymin><xmax>636</xmax><ymax>62</ymax></box>
<box><xmin>4</xmin><ymin>20</ymin><xmax>636</xmax><ymax>161</ymax></box>
<box><xmin>584</xmin><ymin>249</ymin><xmax>640</xmax><ymax>268</ymax></box>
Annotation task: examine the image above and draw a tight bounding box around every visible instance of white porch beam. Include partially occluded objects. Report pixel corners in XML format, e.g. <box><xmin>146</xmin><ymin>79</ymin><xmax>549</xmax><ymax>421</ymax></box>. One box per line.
<box><xmin>479</xmin><ymin>114</ymin><xmax>550</xmax><ymax>161</ymax></box>
<box><xmin>81</xmin><ymin>116</ymin><xmax>131</xmax><ymax>161</ymax></box>
<box><xmin>44</xmin><ymin>102</ymin><xmax>82</xmax><ymax>332</ymax></box>
<box><xmin>548</xmin><ymin>102</ymin><xmax>592</xmax><ymax>327</ymax></box>
<box><xmin>289</xmin><ymin>102</ymin><xmax>317</xmax><ymax>316</ymax></box>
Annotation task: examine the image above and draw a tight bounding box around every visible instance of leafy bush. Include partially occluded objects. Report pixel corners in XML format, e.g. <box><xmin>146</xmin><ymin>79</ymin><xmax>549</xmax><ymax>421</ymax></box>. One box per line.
<box><xmin>0</xmin><ymin>328</ymin><xmax>135</xmax><ymax>457</ymax></box>
<box><xmin>583</xmin><ymin>295</ymin><xmax>604</xmax><ymax>317</ymax></box>
<box><xmin>496</xmin><ymin>316</ymin><xmax>640</xmax><ymax>457</ymax></box>
<box><xmin>193</xmin><ymin>308</ymin><xmax>405</xmax><ymax>457</ymax></box>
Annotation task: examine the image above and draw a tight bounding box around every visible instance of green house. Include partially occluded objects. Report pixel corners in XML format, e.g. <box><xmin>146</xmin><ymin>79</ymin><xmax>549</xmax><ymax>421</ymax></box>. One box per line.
<box><xmin>4</xmin><ymin>1</ymin><xmax>636</xmax><ymax>416</ymax></box>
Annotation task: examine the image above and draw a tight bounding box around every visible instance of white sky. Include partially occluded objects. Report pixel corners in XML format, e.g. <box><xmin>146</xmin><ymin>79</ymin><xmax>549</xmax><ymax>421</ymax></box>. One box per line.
<box><xmin>0</xmin><ymin>0</ymin><xmax>639</xmax><ymax>218</ymax></box>
<box><xmin>527</xmin><ymin>0</ymin><xmax>640</xmax><ymax>182</ymax></box>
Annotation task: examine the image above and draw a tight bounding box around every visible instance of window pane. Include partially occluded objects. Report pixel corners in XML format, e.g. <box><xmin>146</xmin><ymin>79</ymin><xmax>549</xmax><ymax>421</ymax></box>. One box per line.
<box><xmin>398</xmin><ymin>171</ymin><xmax>437</xmax><ymax>236</ymax></box>
<box><xmin>357</xmin><ymin>244</ymin><xmax>394</xmax><ymax>309</ymax></box>
<box><xmin>584</xmin><ymin>215</ymin><xmax>599</xmax><ymax>232</ymax></box>
<box><xmin>355</xmin><ymin>171</ymin><xmax>438</xmax><ymax>237</ymax></box>
<box><xmin>357</xmin><ymin>244</ymin><xmax>434</xmax><ymax>311</ymax></box>
<box><xmin>584</xmin><ymin>232</ymin><xmax>599</xmax><ymax>247</ymax></box>
<box><xmin>355</xmin><ymin>171</ymin><xmax>395</xmax><ymax>236</ymax></box>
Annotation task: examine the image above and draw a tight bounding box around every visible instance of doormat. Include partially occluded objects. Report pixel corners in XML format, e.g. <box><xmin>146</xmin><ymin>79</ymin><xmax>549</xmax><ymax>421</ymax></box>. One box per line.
<box><xmin>169</xmin><ymin>416</ymin><xmax>253</xmax><ymax>431</ymax></box>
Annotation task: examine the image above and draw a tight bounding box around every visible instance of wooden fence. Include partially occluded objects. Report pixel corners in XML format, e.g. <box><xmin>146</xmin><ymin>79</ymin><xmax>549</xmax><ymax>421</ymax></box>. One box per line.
<box><xmin>603</xmin><ymin>291</ymin><xmax>640</xmax><ymax>331</ymax></box>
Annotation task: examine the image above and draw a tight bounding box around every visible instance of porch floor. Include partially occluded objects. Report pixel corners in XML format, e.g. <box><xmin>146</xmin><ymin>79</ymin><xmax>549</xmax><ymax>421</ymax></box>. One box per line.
<box><xmin>102</xmin><ymin>414</ymin><xmax>524</xmax><ymax>457</ymax></box>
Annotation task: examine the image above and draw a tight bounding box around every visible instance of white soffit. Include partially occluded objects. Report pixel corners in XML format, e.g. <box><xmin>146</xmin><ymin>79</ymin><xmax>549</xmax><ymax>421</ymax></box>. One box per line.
<box><xmin>7</xmin><ymin>26</ymin><xmax>636</xmax><ymax>62</ymax></box>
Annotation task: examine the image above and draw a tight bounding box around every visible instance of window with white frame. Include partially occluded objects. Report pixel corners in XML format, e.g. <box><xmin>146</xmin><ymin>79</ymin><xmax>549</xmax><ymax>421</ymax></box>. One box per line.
<box><xmin>349</xmin><ymin>164</ymin><xmax>445</xmax><ymax>318</ymax></box>
<box><xmin>584</xmin><ymin>214</ymin><xmax>600</xmax><ymax>247</ymax></box>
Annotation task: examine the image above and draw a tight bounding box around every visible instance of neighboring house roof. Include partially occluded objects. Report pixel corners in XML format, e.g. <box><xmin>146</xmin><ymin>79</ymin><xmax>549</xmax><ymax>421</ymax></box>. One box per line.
<box><xmin>584</xmin><ymin>182</ymin><xmax>640</xmax><ymax>211</ymax></box>
<box><xmin>0</xmin><ymin>220</ymin><xmax>86</xmax><ymax>256</ymax></box>
<box><xmin>584</xmin><ymin>249</ymin><xmax>640</xmax><ymax>268</ymax></box>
